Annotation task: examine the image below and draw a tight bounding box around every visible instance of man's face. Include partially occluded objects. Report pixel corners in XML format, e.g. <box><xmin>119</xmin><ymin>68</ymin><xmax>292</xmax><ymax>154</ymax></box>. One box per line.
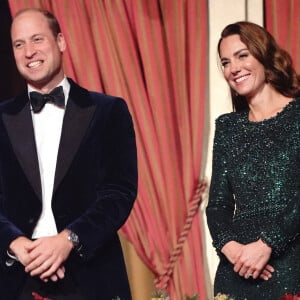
<box><xmin>11</xmin><ymin>10</ymin><xmax>66</xmax><ymax>92</ymax></box>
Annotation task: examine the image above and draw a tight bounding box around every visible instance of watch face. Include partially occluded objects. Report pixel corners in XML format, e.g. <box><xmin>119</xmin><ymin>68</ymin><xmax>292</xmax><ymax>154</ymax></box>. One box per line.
<box><xmin>68</xmin><ymin>231</ymin><xmax>79</xmax><ymax>247</ymax></box>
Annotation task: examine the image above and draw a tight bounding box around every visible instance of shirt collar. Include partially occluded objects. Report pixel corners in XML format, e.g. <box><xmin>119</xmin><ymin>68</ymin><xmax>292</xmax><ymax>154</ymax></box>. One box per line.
<box><xmin>27</xmin><ymin>77</ymin><xmax>71</xmax><ymax>106</ymax></box>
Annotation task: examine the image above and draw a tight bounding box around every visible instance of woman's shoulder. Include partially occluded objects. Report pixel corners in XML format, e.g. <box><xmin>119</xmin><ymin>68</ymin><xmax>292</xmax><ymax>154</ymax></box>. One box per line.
<box><xmin>294</xmin><ymin>97</ymin><xmax>300</xmax><ymax>109</ymax></box>
<box><xmin>285</xmin><ymin>97</ymin><xmax>300</xmax><ymax>120</ymax></box>
<box><xmin>291</xmin><ymin>97</ymin><xmax>300</xmax><ymax>124</ymax></box>
<box><xmin>215</xmin><ymin>111</ymin><xmax>245</xmax><ymax>126</ymax></box>
<box><xmin>213</xmin><ymin>112</ymin><xmax>246</xmax><ymax>141</ymax></box>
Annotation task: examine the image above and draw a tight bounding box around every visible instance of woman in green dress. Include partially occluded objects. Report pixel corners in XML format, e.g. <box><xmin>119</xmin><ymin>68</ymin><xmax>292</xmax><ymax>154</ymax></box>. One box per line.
<box><xmin>206</xmin><ymin>21</ymin><xmax>300</xmax><ymax>299</ymax></box>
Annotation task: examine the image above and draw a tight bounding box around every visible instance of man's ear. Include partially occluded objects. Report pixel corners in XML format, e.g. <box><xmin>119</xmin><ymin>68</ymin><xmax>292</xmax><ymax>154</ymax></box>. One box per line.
<box><xmin>57</xmin><ymin>33</ymin><xmax>66</xmax><ymax>52</ymax></box>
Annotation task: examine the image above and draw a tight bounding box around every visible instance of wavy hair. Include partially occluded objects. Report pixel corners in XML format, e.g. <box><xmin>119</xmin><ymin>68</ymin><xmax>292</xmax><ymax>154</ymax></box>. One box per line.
<box><xmin>218</xmin><ymin>21</ymin><xmax>300</xmax><ymax>111</ymax></box>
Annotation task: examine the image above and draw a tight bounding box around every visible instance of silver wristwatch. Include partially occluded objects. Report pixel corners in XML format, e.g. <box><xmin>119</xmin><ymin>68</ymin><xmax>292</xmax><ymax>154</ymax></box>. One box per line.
<box><xmin>67</xmin><ymin>230</ymin><xmax>80</xmax><ymax>249</ymax></box>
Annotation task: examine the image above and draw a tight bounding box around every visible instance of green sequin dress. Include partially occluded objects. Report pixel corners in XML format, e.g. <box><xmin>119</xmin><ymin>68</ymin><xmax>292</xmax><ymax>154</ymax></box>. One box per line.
<box><xmin>206</xmin><ymin>98</ymin><xmax>300</xmax><ymax>299</ymax></box>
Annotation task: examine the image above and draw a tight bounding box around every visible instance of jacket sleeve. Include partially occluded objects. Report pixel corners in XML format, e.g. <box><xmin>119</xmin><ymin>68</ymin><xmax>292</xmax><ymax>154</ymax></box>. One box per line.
<box><xmin>65</xmin><ymin>97</ymin><xmax>138</xmax><ymax>261</ymax></box>
<box><xmin>206</xmin><ymin>116</ymin><xmax>238</xmax><ymax>255</ymax></box>
<box><xmin>0</xmin><ymin>200</ymin><xmax>25</xmax><ymax>266</ymax></box>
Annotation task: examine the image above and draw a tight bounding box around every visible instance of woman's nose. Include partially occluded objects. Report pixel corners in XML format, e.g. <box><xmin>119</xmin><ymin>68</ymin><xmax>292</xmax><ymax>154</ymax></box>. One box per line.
<box><xmin>230</xmin><ymin>60</ymin><xmax>241</xmax><ymax>74</ymax></box>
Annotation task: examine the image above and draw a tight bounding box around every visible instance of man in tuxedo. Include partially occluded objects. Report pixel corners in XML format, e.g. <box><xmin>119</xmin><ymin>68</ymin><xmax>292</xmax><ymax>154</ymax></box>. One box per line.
<box><xmin>0</xmin><ymin>8</ymin><xmax>137</xmax><ymax>299</ymax></box>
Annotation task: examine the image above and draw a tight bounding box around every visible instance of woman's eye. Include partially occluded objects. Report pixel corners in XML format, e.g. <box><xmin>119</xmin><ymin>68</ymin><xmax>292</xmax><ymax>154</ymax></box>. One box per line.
<box><xmin>239</xmin><ymin>53</ymin><xmax>248</xmax><ymax>59</ymax></box>
<box><xmin>221</xmin><ymin>61</ymin><xmax>229</xmax><ymax>67</ymax></box>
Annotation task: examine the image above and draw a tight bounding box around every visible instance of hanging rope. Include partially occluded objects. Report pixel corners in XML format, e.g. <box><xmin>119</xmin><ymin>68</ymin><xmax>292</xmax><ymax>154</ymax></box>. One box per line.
<box><xmin>154</xmin><ymin>179</ymin><xmax>208</xmax><ymax>290</ymax></box>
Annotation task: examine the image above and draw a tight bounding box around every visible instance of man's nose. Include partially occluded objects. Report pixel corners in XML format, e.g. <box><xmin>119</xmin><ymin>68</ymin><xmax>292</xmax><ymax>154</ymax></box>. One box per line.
<box><xmin>24</xmin><ymin>43</ymin><xmax>37</xmax><ymax>58</ymax></box>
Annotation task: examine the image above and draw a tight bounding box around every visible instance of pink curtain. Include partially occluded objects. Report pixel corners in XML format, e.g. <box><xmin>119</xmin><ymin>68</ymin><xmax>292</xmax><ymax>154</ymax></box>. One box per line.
<box><xmin>265</xmin><ymin>0</ymin><xmax>300</xmax><ymax>73</ymax></box>
<box><xmin>9</xmin><ymin>1</ymin><xmax>208</xmax><ymax>299</ymax></box>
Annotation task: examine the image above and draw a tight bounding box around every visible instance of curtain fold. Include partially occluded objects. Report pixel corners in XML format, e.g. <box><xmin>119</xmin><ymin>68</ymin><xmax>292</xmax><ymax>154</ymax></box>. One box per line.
<box><xmin>8</xmin><ymin>1</ymin><xmax>208</xmax><ymax>299</ymax></box>
<box><xmin>265</xmin><ymin>0</ymin><xmax>300</xmax><ymax>73</ymax></box>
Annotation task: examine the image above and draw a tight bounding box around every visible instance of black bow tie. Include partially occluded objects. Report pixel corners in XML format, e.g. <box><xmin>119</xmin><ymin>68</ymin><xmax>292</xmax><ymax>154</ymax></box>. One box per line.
<box><xmin>29</xmin><ymin>86</ymin><xmax>65</xmax><ymax>113</ymax></box>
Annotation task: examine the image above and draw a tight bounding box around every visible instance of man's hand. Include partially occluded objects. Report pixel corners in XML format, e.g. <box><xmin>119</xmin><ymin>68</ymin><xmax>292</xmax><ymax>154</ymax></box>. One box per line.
<box><xmin>9</xmin><ymin>236</ymin><xmax>66</xmax><ymax>282</ymax></box>
<box><xmin>9</xmin><ymin>236</ymin><xmax>33</xmax><ymax>266</ymax></box>
<box><xmin>24</xmin><ymin>230</ymin><xmax>73</xmax><ymax>281</ymax></box>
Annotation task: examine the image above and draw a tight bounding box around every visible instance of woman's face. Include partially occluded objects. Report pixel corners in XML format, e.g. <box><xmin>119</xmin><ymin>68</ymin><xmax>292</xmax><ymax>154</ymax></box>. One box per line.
<box><xmin>219</xmin><ymin>34</ymin><xmax>266</xmax><ymax>100</ymax></box>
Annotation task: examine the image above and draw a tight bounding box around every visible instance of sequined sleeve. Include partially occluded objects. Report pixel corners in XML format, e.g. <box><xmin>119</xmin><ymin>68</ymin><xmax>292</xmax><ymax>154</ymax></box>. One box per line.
<box><xmin>206</xmin><ymin>115</ymin><xmax>238</xmax><ymax>254</ymax></box>
<box><xmin>260</xmin><ymin>187</ymin><xmax>300</xmax><ymax>256</ymax></box>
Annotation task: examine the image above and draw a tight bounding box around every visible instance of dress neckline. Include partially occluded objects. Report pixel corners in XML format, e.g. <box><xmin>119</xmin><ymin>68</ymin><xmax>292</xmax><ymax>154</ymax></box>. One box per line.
<box><xmin>244</xmin><ymin>98</ymin><xmax>298</xmax><ymax>125</ymax></box>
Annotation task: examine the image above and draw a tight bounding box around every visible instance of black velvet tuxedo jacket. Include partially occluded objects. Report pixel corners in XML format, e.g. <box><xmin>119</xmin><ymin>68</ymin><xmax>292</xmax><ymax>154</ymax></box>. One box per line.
<box><xmin>0</xmin><ymin>78</ymin><xmax>137</xmax><ymax>299</ymax></box>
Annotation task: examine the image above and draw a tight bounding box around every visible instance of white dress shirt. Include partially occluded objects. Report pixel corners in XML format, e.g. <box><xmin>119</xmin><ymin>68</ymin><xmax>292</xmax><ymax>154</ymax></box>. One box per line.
<box><xmin>29</xmin><ymin>77</ymin><xmax>70</xmax><ymax>238</ymax></box>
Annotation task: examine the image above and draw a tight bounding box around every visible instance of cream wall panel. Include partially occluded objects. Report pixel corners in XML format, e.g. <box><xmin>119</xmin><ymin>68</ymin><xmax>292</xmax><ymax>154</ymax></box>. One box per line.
<box><xmin>201</xmin><ymin>1</ymin><xmax>263</xmax><ymax>298</ymax></box>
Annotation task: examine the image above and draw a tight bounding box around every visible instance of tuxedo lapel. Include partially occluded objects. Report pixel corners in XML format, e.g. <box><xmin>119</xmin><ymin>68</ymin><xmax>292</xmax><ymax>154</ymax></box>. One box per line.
<box><xmin>2</xmin><ymin>94</ymin><xmax>42</xmax><ymax>200</ymax></box>
<box><xmin>1</xmin><ymin>82</ymin><xmax>96</xmax><ymax>199</ymax></box>
<box><xmin>53</xmin><ymin>80</ymin><xmax>96</xmax><ymax>193</ymax></box>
